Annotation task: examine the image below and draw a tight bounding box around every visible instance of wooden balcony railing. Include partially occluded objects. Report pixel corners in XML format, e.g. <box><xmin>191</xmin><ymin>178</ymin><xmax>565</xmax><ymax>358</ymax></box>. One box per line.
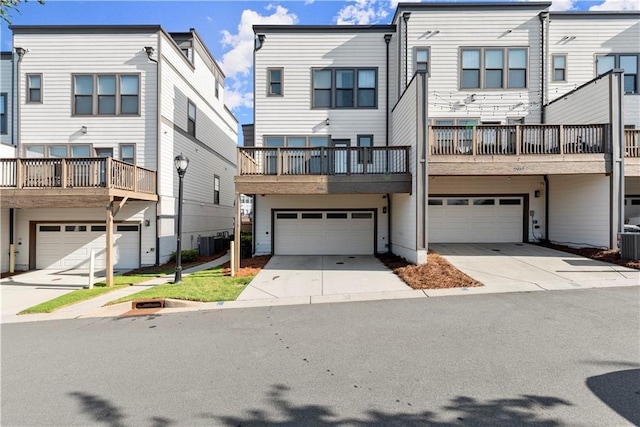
<box><xmin>625</xmin><ymin>129</ymin><xmax>640</xmax><ymax>158</ymax></box>
<box><xmin>429</xmin><ymin>124</ymin><xmax>610</xmax><ymax>156</ymax></box>
<box><xmin>0</xmin><ymin>157</ymin><xmax>156</xmax><ymax>194</ymax></box>
<box><xmin>238</xmin><ymin>146</ymin><xmax>411</xmax><ymax>176</ymax></box>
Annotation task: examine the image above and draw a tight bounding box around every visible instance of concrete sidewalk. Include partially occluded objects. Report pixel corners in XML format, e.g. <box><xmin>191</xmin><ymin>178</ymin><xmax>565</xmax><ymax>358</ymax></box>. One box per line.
<box><xmin>1</xmin><ymin>254</ymin><xmax>229</xmax><ymax>324</ymax></box>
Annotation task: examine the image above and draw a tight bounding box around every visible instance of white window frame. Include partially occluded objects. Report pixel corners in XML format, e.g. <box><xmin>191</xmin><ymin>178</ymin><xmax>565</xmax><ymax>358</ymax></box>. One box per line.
<box><xmin>72</xmin><ymin>73</ymin><xmax>140</xmax><ymax>116</ymax></box>
<box><xmin>459</xmin><ymin>47</ymin><xmax>528</xmax><ymax>90</ymax></box>
<box><xmin>214</xmin><ymin>175</ymin><xmax>220</xmax><ymax>205</ymax></box>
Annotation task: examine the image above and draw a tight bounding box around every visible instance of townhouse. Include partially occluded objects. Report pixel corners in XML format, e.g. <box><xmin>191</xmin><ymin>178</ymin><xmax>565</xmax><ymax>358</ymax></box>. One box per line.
<box><xmin>236</xmin><ymin>2</ymin><xmax>639</xmax><ymax>263</ymax></box>
<box><xmin>0</xmin><ymin>25</ymin><xmax>238</xmax><ymax>281</ymax></box>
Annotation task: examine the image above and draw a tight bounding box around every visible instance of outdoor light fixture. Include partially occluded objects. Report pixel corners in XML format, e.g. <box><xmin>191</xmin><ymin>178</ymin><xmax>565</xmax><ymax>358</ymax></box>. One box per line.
<box><xmin>81</xmin><ymin>126</ymin><xmax>88</xmax><ymax>134</ymax></box>
<box><xmin>326</xmin><ymin>118</ymin><xmax>330</xmax><ymax>126</ymax></box>
<box><xmin>14</xmin><ymin>47</ymin><xmax>26</xmax><ymax>58</ymax></box>
<box><xmin>144</xmin><ymin>46</ymin><xmax>155</xmax><ymax>60</ymax></box>
<box><xmin>174</xmin><ymin>153</ymin><xmax>190</xmax><ymax>284</ymax></box>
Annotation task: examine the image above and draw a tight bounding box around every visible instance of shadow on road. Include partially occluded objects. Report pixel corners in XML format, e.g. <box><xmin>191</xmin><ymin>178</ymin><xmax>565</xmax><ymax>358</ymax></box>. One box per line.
<box><xmin>586</xmin><ymin>368</ymin><xmax>640</xmax><ymax>426</ymax></box>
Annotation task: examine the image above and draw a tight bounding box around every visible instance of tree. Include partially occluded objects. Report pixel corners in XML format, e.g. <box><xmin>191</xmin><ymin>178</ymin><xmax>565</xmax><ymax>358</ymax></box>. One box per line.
<box><xmin>1</xmin><ymin>0</ymin><xmax>45</xmax><ymax>25</ymax></box>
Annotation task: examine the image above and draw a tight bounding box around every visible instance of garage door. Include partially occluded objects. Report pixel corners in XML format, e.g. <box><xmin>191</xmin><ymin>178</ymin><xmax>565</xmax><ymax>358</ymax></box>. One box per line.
<box><xmin>275</xmin><ymin>211</ymin><xmax>374</xmax><ymax>255</ymax></box>
<box><xmin>428</xmin><ymin>197</ymin><xmax>523</xmax><ymax>243</ymax></box>
<box><xmin>625</xmin><ymin>197</ymin><xmax>640</xmax><ymax>224</ymax></box>
<box><xmin>36</xmin><ymin>224</ymin><xmax>140</xmax><ymax>270</ymax></box>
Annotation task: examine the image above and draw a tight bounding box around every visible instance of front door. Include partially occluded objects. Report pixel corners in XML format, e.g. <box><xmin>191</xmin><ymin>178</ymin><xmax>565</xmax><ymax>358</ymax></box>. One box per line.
<box><xmin>332</xmin><ymin>139</ymin><xmax>350</xmax><ymax>174</ymax></box>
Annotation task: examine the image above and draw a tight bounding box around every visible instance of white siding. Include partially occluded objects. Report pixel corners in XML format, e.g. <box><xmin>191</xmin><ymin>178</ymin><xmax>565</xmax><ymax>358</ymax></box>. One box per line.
<box><xmin>545</xmin><ymin>72</ymin><xmax>612</xmax><ymax>124</ymax></box>
<box><xmin>0</xmin><ymin>55</ymin><xmax>13</xmax><ymax>148</ymax></box>
<box><xmin>390</xmin><ymin>74</ymin><xmax>420</xmax><ymax>262</ymax></box>
<box><xmin>429</xmin><ymin>175</ymin><xmax>546</xmax><ymax>242</ymax></box>
<box><xmin>254</xmin><ymin>195</ymin><xmax>388</xmax><ymax>255</ymax></box>
<box><xmin>13</xmin><ymin>31</ymin><xmax>159</xmax><ymax>168</ymax></box>
<box><xmin>547</xmin><ymin>14</ymin><xmax>639</xmax><ymax>126</ymax></box>
<box><xmin>403</xmin><ymin>7</ymin><xmax>545</xmax><ymax>123</ymax></box>
<box><xmin>548</xmin><ymin>174</ymin><xmax>610</xmax><ymax>248</ymax></box>
<box><xmin>254</xmin><ymin>31</ymin><xmax>389</xmax><ymax>147</ymax></box>
<box><xmin>12</xmin><ymin>202</ymin><xmax>155</xmax><ymax>271</ymax></box>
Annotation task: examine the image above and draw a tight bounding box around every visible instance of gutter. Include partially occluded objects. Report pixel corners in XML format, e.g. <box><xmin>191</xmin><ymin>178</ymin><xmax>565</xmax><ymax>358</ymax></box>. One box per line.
<box><xmin>385</xmin><ymin>34</ymin><xmax>392</xmax><ymax>254</ymax></box>
<box><xmin>539</xmin><ymin>12</ymin><xmax>548</xmax><ymax>123</ymax></box>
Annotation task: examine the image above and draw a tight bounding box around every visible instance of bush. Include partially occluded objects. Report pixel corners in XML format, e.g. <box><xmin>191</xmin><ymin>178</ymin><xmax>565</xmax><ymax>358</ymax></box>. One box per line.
<box><xmin>169</xmin><ymin>249</ymin><xmax>199</xmax><ymax>263</ymax></box>
<box><xmin>240</xmin><ymin>232</ymin><xmax>252</xmax><ymax>259</ymax></box>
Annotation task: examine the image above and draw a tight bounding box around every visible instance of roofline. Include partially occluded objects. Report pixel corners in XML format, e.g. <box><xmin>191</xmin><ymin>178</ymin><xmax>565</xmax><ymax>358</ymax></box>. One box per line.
<box><xmin>225</xmin><ymin>105</ymin><xmax>239</xmax><ymax>125</ymax></box>
<box><xmin>10</xmin><ymin>24</ymin><xmax>163</xmax><ymax>33</ymax></box>
<box><xmin>188</xmin><ymin>27</ymin><xmax>226</xmax><ymax>79</ymax></box>
<box><xmin>253</xmin><ymin>24</ymin><xmax>396</xmax><ymax>34</ymax></box>
<box><xmin>392</xmin><ymin>2</ymin><xmax>552</xmax><ymax>24</ymax></box>
<box><xmin>549</xmin><ymin>11</ymin><xmax>640</xmax><ymax>18</ymax></box>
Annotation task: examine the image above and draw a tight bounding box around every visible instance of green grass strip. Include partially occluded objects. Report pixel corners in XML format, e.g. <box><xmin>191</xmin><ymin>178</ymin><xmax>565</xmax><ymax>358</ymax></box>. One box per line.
<box><xmin>109</xmin><ymin>267</ymin><xmax>253</xmax><ymax>305</ymax></box>
<box><xmin>18</xmin><ymin>276</ymin><xmax>153</xmax><ymax>315</ymax></box>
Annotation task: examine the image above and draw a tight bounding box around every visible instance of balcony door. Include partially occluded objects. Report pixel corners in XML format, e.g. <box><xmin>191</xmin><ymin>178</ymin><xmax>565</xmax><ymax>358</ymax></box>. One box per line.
<box><xmin>95</xmin><ymin>148</ymin><xmax>113</xmax><ymax>186</ymax></box>
<box><xmin>332</xmin><ymin>139</ymin><xmax>350</xmax><ymax>174</ymax></box>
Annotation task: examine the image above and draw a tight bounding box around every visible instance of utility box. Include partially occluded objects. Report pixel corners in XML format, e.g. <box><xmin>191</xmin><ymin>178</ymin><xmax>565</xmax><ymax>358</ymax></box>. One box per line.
<box><xmin>620</xmin><ymin>233</ymin><xmax>640</xmax><ymax>261</ymax></box>
<box><xmin>198</xmin><ymin>236</ymin><xmax>214</xmax><ymax>256</ymax></box>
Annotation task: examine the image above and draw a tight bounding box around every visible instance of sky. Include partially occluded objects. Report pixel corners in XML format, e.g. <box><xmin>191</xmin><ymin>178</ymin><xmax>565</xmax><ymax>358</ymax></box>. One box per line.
<box><xmin>1</xmin><ymin>0</ymin><xmax>638</xmax><ymax>134</ymax></box>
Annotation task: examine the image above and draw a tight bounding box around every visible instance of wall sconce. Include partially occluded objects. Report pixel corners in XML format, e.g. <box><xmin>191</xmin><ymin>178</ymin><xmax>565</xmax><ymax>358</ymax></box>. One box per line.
<box><xmin>81</xmin><ymin>126</ymin><xmax>87</xmax><ymax>134</ymax></box>
<box><xmin>534</xmin><ymin>190</ymin><xmax>541</xmax><ymax>198</ymax></box>
<box><xmin>14</xmin><ymin>47</ymin><xmax>26</xmax><ymax>59</ymax></box>
<box><xmin>144</xmin><ymin>219</ymin><xmax>151</xmax><ymax>227</ymax></box>
<box><xmin>326</xmin><ymin>118</ymin><xmax>330</xmax><ymax>126</ymax></box>
<box><xmin>144</xmin><ymin>46</ymin><xmax>155</xmax><ymax>60</ymax></box>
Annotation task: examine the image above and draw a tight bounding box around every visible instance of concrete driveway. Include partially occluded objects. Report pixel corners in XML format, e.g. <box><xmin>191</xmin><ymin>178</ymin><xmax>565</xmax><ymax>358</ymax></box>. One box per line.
<box><xmin>0</xmin><ymin>269</ymin><xmax>116</xmax><ymax>323</ymax></box>
<box><xmin>430</xmin><ymin>243</ymin><xmax>639</xmax><ymax>292</ymax></box>
<box><xmin>237</xmin><ymin>255</ymin><xmax>410</xmax><ymax>301</ymax></box>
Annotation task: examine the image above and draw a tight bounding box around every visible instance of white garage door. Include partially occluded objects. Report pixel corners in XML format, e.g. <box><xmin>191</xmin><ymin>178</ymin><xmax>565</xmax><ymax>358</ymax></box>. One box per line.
<box><xmin>429</xmin><ymin>197</ymin><xmax>524</xmax><ymax>243</ymax></box>
<box><xmin>275</xmin><ymin>211</ymin><xmax>374</xmax><ymax>255</ymax></box>
<box><xmin>36</xmin><ymin>224</ymin><xmax>140</xmax><ymax>270</ymax></box>
<box><xmin>625</xmin><ymin>197</ymin><xmax>640</xmax><ymax>224</ymax></box>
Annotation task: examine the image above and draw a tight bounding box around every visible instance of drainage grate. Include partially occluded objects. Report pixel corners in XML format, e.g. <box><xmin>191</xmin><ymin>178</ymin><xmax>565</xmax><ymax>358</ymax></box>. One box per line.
<box><xmin>336</xmin><ymin>262</ymin><xmax>344</xmax><ymax>265</ymax></box>
<box><xmin>348</xmin><ymin>256</ymin><xmax>355</xmax><ymax>259</ymax></box>
<box><xmin>132</xmin><ymin>299</ymin><xmax>165</xmax><ymax>310</ymax></box>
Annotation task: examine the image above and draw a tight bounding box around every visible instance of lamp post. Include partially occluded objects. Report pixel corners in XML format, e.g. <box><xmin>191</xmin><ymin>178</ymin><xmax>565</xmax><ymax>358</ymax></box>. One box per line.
<box><xmin>174</xmin><ymin>153</ymin><xmax>189</xmax><ymax>283</ymax></box>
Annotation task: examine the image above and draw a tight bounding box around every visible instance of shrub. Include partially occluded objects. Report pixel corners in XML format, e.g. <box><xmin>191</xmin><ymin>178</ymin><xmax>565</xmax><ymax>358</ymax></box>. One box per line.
<box><xmin>169</xmin><ymin>249</ymin><xmax>199</xmax><ymax>263</ymax></box>
<box><xmin>240</xmin><ymin>232</ymin><xmax>252</xmax><ymax>258</ymax></box>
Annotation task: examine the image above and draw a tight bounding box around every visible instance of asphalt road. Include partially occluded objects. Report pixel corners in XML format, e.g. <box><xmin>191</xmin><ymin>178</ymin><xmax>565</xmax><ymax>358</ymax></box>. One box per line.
<box><xmin>2</xmin><ymin>287</ymin><xmax>639</xmax><ymax>426</ymax></box>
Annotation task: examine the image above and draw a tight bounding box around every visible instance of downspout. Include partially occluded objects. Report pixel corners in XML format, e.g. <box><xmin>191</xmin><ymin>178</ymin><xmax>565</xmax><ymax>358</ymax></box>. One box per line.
<box><xmin>14</xmin><ymin>47</ymin><xmax>26</xmax><ymax>157</ymax></box>
<box><xmin>539</xmin><ymin>12</ymin><xmax>548</xmax><ymax>123</ymax></box>
<box><xmin>385</xmin><ymin>34</ymin><xmax>392</xmax><ymax>254</ymax></box>
<box><xmin>9</xmin><ymin>208</ymin><xmax>14</xmax><ymax>273</ymax></box>
<box><xmin>544</xmin><ymin>174</ymin><xmax>549</xmax><ymax>243</ymax></box>
<box><xmin>146</xmin><ymin>36</ymin><xmax>161</xmax><ymax>266</ymax></box>
<box><xmin>11</xmin><ymin>47</ymin><xmax>26</xmax><ymax>273</ymax></box>
<box><xmin>402</xmin><ymin>12</ymin><xmax>411</xmax><ymax>90</ymax></box>
<box><xmin>253</xmin><ymin>34</ymin><xmax>264</xmax><ymax>256</ymax></box>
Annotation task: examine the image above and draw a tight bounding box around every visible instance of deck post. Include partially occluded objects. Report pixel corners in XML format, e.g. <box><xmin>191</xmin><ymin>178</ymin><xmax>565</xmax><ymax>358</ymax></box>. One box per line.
<box><xmin>234</xmin><ymin>191</ymin><xmax>241</xmax><ymax>274</ymax></box>
<box><xmin>106</xmin><ymin>201</ymin><xmax>114</xmax><ymax>287</ymax></box>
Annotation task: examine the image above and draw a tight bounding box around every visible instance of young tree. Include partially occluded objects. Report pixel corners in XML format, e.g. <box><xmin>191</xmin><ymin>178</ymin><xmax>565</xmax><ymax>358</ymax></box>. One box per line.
<box><xmin>1</xmin><ymin>0</ymin><xmax>45</xmax><ymax>25</ymax></box>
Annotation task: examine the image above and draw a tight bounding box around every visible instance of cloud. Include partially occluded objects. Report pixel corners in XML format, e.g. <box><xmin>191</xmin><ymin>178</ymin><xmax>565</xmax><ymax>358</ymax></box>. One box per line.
<box><xmin>389</xmin><ymin>0</ymin><xmax>421</xmax><ymax>8</ymax></box>
<box><xmin>219</xmin><ymin>5</ymin><xmax>297</xmax><ymax>110</ymax></box>
<box><xmin>335</xmin><ymin>0</ymin><xmax>388</xmax><ymax>25</ymax></box>
<box><xmin>589</xmin><ymin>0</ymin><xmax>640</xmax><ymax>10</ymax></box>
<box><xmin>549</xmin><ymin>0</ymin><xmax>576</xmax><ymax>11</ymax></box>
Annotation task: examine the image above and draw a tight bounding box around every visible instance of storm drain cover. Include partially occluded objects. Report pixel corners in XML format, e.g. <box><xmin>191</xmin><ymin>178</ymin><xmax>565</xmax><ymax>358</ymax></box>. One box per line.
<box><xmin>492</xmin><ymin>249</ymin><xmax>501</xmax><ymax>252</ymax></box>
<box><xmin>336</xmin><ymin>262</ymin><xmax>344</xmax><ymax>265</ymax></box>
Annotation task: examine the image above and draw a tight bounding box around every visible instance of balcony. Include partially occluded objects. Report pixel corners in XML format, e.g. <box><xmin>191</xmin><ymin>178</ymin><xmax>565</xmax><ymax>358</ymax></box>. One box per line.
<box><xmin>236</xmin><ymin>146</ymin><xmax>412</xmax><ymax>195</ymax></box>
<box><xmin>428</xmin><ymin>124</ymin><xmax>613</xmax><ymax>175</ymax></box>
<box><xmin>625</xmin><ymin>129</ymin><xmax>640</xmax><ymax>177</ymax></box>
<box><xmin>0</xmin><ymin>157</ymin><xmax>157</xmax><ymax>208</ymax></box>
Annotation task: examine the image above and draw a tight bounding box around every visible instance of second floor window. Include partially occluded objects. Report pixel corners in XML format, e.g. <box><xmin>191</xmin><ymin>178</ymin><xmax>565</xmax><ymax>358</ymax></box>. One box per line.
<box><xmin>73</xmin><ymin>74</ymin><xmax>140</xmax><ymax>115</ymax></box>
<box><xmin>120</xmin><ymin>144</ymin><xmax>135</xmax><ymax>164</ymax></box>
<box><xmin>597</xmin><ymin>53</ymin><xmax>638</xmax><ymax>94</ymax></box>
<box><xmin>0</xmin><ymin>93</ymin><xmax>6</xmax><ymax>135</ymax></box>
<box><xmin>214</xmin><ymin>175</ymin><xmax>220</xmax><ymax>204</ymax></box>
<box><xmin>268</xmin><ymin>68</ymin><xmax>283</xmax><ymax>96</ymax></box>
<box><xmin>187</xmin><ymin>100</ymin><xmax>196</xmax><ymax>136</ymax></box>
<box><xmin>27</xmin><ymin>74</ymin><xmax>42</xmax><ymax>103</ymax></box>
<box><xmin>415</xmin><ymin>48</ymin><xmax>430</xmax><ymax>74</ymax></box>
<box><xmin>461</xmin><ymin>48</ymin><xmax>527</xmax><ymax>90</ymax></box>
<box><xmin>552</xmin><ymin>55</ymin><xmax>567</xmax><ymax>82</ymax></box>
<box><xmin>312</xmin><ymin>68</ymin><xmax>378</xmax><ymax>109</ymax></box>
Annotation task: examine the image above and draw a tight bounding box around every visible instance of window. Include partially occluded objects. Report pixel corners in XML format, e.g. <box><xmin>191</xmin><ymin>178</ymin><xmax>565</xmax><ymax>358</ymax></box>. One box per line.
<box><xmin>215</xmin><ymin>79</ymin><xmax>219</xmax><ymax>99</ymax></box>
<box><xmin>302</xmin><ymin>213</ymin><xmax>322</xmax><ymax>219</ymax></box>
<box><xmin>327</xmin><ymin>212</ymin><xmax>348</xmax><ymax>219</ymax></box>
<box><xmin>73</xmin><ymin>74</ymin><xmax>139</xmax><ymax>115</ymax></box>
<box><xmin>48</xmin><ymin>145</ymin><xmax>67</xmax><ymax>158</ymax></box>
<box><xmin>71</xmin><ymin>145</ymin><xmax>91</xmax><ymax>158</ymax></box>
<box><xmin>415</xmin><ymin>48</ymin><xmax>429</xmax><ymax>74</ymax></box>
<box><xmin>461</xmin><ymin>48</ymin><xmax>528</xmax><ymax>89</ymax></box>
<box><xmin>120</xmin><ymin>75</ymin><xmax>139</xmax><ymax>114</ymax></box>
<box><xmin>264</xmin><ymin>135</ymin><xmax>329</xmax><ymax>147</ymax></box>
<box><xmin>0</xmin><ymin>93</ymin><xmax>6</xmax><ymax>135</ymax></box>
<box><xmin>24</xmin><ymin>144</ymin><xmax>92</xmax><ymax>158</ymax></box>
<box><xmin>357</xmin><ymin>134</ymin><xmax>373</xmax><ymax>164</ymax></box>
<box><xmin>597</xmin><ymin>54</ymin><xmax>639</xmax><ymax>94</ymax></box>
<box><xmin>214</xmin><ymin>175</ymin><xmax>220</xmax><ymax>205</ymax></box>
<box><xmin>120</xmin><ymin>144</ymin><xmax>135</xmax><ymax>164</ymax></box>
<box><xmin>312</xmin><ymin>68</ymin><xmax>377</xmax><ymax>109</ymax></box>
<box><xmin>187</xmin><ymin>100</ymin><xmax>196</xmax><ymax>136</ymax></box>
<box><xmin>27</xmin><ymin>74</ymin><xmax>42</xmax><ymax>103</ymax></box>
<box><xmin>268</xmin><ymin>68</ymin><xmax>283</xmax><ymax>96</ymax></box>
<box><xmin>97</xmin><ymin>75</ymin><xmax>116</xmax><ymax>114</ymax></box>
<box><xmin>552</xmin><ymin>55</ymin><xmax>567</xmax><ymax>82</ymax></box>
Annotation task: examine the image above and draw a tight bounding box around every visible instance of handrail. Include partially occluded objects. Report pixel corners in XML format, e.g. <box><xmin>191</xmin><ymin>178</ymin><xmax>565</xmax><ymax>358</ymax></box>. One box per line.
<box><xmin>0</xmin><ymin>157</ymin><xmax>156</xmax><ymax>194</ymax></box>
<box><xmin>625</xmin><ymin>129</ymin><xmax>640</xmax><ymax>158</ymax></box>
<box><xmin>237</xmin><ymin>146</ymin><xmax>411</xmax><ymax>176</ymax></box>
<box><xmin>429</xmin><ymin>124</ymin><xmax>609</xmax><ymax>156</ymax></box>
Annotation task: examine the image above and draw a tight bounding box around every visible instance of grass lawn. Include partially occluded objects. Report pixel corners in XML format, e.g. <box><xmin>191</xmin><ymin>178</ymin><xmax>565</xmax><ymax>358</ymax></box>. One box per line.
<box><xmin>18</xmin><ymin>275</ymin><xmax>153</xmax><ymax>315</ymax></box>
<box><xmin>109</xmin><ymin>266</ymin><xmax>254</xmax><ymax>305</ymax></box>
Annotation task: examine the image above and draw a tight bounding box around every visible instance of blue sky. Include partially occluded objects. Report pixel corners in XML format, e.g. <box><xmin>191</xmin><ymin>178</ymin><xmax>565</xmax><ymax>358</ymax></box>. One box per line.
<box><xmin>1</xmin><ymin>0</ymin><xmax>637</xmax><ymax>132</ymax></box>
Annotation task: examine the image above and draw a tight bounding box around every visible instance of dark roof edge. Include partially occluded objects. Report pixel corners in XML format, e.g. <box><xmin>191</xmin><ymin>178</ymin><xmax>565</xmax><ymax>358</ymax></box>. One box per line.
<box><xmin>10</xmin><ymin>24</ymin><xmax>163</xmax><ymax>32</ymax></box>
<box><xmin>550</xmin><ymin>11</ymin><xmax>640</xmax><ymax>17</ymax></box>
<box><xmin>392</xmin><ymin>2</ymin><xmax>552</xmax><ymax>24</ymax></box>
<box><xmin>1</xmin><ymin>51</ymin><xmax>13</xmax><ymax>57</ymax></box>
<box><xmin>253</xmin><ymin>24</ymin><xmax>396</xmax><ymax>33</ymax></box>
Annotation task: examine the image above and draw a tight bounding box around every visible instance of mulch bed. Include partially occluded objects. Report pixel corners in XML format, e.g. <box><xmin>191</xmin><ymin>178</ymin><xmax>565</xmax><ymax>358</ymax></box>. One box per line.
<box><xmin>222</xmin><ymin>256</ymin><xmax>271</xmax><ymax>277</ymax></box>
<box><xmin>537</xmin><ymin>242</ymin><xmax>640</xmax><ymax>270</ymax></box>
<box><xmin>377</xmin><ymin>252</ymin><xmax>482</xmax><ymax>289</ymax></box>
<box><xmin>124</xmin><ymin>250</ymin><xmax>228</xmax><ymax>276</ymax></box>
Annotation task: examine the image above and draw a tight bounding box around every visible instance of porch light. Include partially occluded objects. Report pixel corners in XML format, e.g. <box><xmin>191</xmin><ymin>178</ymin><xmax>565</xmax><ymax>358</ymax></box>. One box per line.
<box><xmin>174</xmin><ymin>153</ymin><xmax>190</xmax><ymax>283</ymax></box>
